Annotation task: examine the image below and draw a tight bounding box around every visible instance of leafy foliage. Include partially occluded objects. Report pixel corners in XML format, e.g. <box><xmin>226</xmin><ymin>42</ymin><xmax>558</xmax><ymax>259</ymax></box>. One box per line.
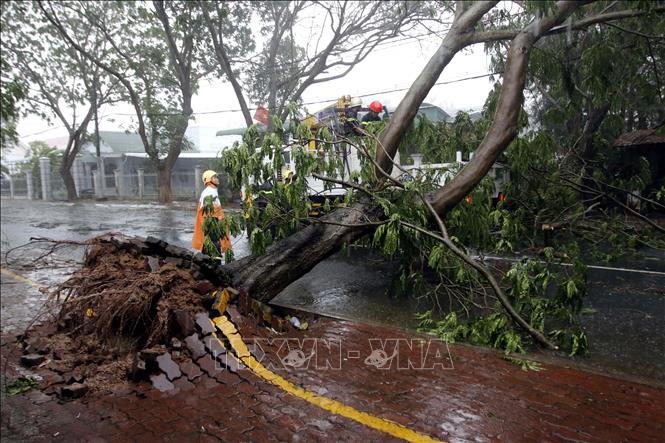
<box><xmin>200</xmin><ymin>195</ymin><xmax>242</xmax><ymax>262</ymax></box>
<box><xmin>14</xmin><ymin>141</ymin><xmax>62</xmax><ymax>197</ymax></box>
<box><xmin>220</xmin><ymin>101</ymin><xmax>602</xmax><ymax>355</ymax></box>
<box><xmin>0</xmin><ymin>59</ymin><xmax>25</xmax><ymax>150</ymax></box>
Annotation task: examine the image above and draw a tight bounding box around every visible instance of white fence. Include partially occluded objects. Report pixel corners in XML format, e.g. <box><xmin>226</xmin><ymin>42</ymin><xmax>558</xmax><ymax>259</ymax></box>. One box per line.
<box><xmin>1</xmin><ymin>158</ymin><xmax>214</xmax><ymax>202</ymax></box>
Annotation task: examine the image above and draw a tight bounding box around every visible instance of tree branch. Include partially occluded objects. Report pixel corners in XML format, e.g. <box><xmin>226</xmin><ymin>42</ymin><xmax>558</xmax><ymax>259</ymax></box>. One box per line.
<box><xmin>431</xmin><ymin>1</ymin><xmax>580</xmax><ymax>217</ymax></box>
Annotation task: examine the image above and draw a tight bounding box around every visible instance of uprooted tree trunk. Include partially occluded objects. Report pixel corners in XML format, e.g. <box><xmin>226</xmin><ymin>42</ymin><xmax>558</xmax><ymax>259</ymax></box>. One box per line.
<box><xmin>227</xmin><ymin>200</ymin><xmax>382</xmax><ymax>301</ymax></box>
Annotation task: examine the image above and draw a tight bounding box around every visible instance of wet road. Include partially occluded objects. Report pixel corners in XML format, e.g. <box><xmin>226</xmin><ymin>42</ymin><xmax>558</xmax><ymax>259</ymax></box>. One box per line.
<box><xmin>2</xmin><ymin>198</ymin><xmax>664</xmax><ymax>384</ymax></box>
<box><xmin>0</xmin><ymin>199</ymin><xmax>248</xmax><ymax>334</ymax></box>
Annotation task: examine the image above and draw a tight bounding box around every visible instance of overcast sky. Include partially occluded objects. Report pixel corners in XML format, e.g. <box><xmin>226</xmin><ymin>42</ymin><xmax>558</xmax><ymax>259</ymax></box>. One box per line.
<box><xmin>16</xmin><ymin>14</ymin><xmax>496</xmax><ymax>152</ymax></box>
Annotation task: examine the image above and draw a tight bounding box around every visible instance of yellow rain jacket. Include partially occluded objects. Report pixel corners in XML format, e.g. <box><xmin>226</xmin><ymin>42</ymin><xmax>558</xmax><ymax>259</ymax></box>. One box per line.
<box><xmin>192</xmin><ymin>184</ymin><xmax>231</xmax><ymax>252</ymax></box>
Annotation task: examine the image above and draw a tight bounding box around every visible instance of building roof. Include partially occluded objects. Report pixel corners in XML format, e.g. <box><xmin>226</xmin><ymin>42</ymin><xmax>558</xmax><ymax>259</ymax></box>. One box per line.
<box><xmin>418</xmin><ymin>103</ymin><xmax>451</xmax><ymax>123</ymax></box>
<box><xmin>96</xmin><ymin>131</ymin><xmax>146</xmax><ymax>153</ymax></box>
<box><xmin>78</xmin><ymin>130</ymin><xmax>200</xmax><ymax>156</ymax></box>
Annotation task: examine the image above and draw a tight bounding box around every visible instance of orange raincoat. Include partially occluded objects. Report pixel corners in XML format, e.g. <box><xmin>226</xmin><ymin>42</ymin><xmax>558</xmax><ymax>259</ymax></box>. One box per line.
<box><xmin>192</xmin><ymin>185</ymin><xmax>231</xmax><ymax>252</ymax></box>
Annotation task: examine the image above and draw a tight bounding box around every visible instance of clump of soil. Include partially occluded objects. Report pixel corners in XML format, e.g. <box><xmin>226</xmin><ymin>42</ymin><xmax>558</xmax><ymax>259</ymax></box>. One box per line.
<box><xmin>21</xmin><ymin>236</ymin><xmax>212</xmax><ymax>394</ymax></box>
<box><xmin>54</xmin><ymin>240</ymin><xmax>205</xmax><ymax>347</ymax></box>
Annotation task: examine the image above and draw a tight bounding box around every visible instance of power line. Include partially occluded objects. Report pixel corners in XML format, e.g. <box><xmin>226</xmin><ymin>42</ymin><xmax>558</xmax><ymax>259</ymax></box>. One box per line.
<box><xmin>19</xmin><ymin>69</ymin><xmax>497</xmax><ymax>138</ymax></box>
<box><xmin>107</xmin><ymin>70</ymin><xmax>502</xmax><ymax>118</ymax></box>
<box><xmin>20</xmin><ymin>125</ymin><xmax>67</xmax><ymax>138</ymax></box>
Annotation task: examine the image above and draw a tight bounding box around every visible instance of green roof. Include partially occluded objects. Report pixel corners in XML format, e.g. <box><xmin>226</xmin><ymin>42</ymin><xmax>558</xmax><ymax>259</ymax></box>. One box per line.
<box><xmin>98</xmin><ymin>131</ymin><xmax>145</xmax><ymax>153</ymax></box>
<box><xmin>216</xmin><ymin>124</ymin><xmax>267</xmax><ymax>137</ymax></box>
<box><xmin>94</xmin><ymin>130</ymin><xmax>199</xmax><ymax>153</ymax></box>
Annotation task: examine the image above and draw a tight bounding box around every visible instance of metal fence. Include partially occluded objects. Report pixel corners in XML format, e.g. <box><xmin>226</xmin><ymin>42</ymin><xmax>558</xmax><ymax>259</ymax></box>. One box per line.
<box><xmin>1</xmin><ymin>159</ymin><xmax>235</xmax><ymax>202</ymax></box>
<box><xmin>0</xmin><ymin>178</ymin><xmax>12</xmax><ymax>197</ymax></box>
<box><xmin>1</xmin><ymin>176</ymin><xmax>31</xmax><ymax>199</ymax></box>
<box><xmin>50</xmin><ymin>171</ymin><xmax>67</xmax><ymax>200</ymax></box>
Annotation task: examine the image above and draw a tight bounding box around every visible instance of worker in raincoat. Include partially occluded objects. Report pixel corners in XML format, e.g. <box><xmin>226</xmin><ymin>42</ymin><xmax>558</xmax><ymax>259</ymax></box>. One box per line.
<box><xmin>192</xmin><ymin>170</ymin><xmax>232</xmax><ymax>254</ymax></box>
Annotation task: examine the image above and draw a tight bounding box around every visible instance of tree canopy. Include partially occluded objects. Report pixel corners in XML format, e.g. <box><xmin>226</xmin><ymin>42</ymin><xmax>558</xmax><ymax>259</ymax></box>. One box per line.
<box><xmin>217</xmin><ymin>1</ymin><xmax>664</xmax><ymax>356</ymax></box>
<box><xmin>2</xmin><ymin>1</ymin><xmax>663</xmax><ymax>357</ymax></box>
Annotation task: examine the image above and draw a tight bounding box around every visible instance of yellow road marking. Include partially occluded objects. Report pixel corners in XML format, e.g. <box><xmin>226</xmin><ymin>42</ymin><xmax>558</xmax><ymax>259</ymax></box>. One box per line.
<box><xmin>1</xmin><ymin>267</ymin><xmax>43</xmax><ymax>289</ymax></box>
<box><xmin>211</xmin><ymin>315</ymin><xmax>443</xmax><ymax>443</ymax></box>
<box><xmin>1</xmin><ymin>268</ymin><xmax>443</xmax><ymax>441</ymax></box>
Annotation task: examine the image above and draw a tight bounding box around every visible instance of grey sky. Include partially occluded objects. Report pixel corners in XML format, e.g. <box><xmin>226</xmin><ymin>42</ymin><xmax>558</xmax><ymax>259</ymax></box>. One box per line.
<box><xmin>16</xmin><ymin>10</ymin><xmax>496</xmax><ymax>152</ymax></box>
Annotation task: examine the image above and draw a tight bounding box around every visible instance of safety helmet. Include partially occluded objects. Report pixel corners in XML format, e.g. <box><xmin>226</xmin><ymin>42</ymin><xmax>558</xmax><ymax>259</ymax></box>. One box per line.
<box><xmin>202</xmin><ymin>170</ymin><xmax>218</xmax><ymax>184</ymax></box>
<box><xmin>369</xmin><ymin>101</ymin><xmax>383</xmax><ymax>113</ymax></box>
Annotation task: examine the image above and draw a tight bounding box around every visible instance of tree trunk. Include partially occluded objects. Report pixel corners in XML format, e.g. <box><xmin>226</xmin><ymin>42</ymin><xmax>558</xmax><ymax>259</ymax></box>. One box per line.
<box><xmin>431</xmin><ymin>2</ymin><xmax>579</xmax><ymax>216</ymax></box>
<box><xmin>227</xmin><ymin>200</ymin><xmax>381</xmax><ymax>302</ymax></box>
<box><xmin>61</xmin><ymin>134</ymin><xmax>80</xmax><ymax>202</ymax></box>
<box><xmin>158</xmin><ymin>161</ymin><xmax>173</xmax><ymax>204</ymax></box>
<box><xmin>201</xmin><ymin>6</ymin><xmax>253</xmax><ymax>128</ymax></box>
<box><xmin>92</xmin><ymin>81</ymin><xmax>104</xmax><ymax>194</ymax></box>
<box><xmin>62</xmin><ymin>160</ymin><xmax>77</xmax><ymax>201</ymax></box>
<box><xmin>159</xmin><ymin>111</ymin><xmax>190</xmax><ymax>204</ymax></box>
<box><xmin>375</xmin><ymin>2</ymin><xmax>497</xmax><ymax>175</ymax></box>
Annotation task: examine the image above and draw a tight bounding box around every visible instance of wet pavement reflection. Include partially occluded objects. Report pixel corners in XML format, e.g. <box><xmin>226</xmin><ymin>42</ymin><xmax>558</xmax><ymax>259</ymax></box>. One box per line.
<box><xmin>1</xmin><ymin>198</ymin><xmax>664</xmax><ymax>383</ymax></box>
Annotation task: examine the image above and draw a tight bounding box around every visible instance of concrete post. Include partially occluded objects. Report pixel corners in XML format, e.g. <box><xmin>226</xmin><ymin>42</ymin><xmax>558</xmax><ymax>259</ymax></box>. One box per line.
<box><xmin>137</xmin><ymin>169</ymin><xmax>145</xmax><ymax>199</ymax></box>
<box><xmin>26</xmin><ymin>171</ymin><xmax>33</xmax><ymax>200</ymax></box>
<box><xmin>83</xmin><ymin>163</ymin><xmax>91</xmax><ymax>189</ymax></box>
<box><xmin>96</xmin><ymin>158</ymin><xmax>106</xmax><ymax>194</ymax></box>
<box><xmin>93</xmin><ymin>171</ymin><xmax>103</xmax><ymax>198</ymax></box>
<box><xmin>39</xmin><ymin>157</ymin><xmax>51</xmax><ymax>200</ymax></box>
<box><xmin>469</xmin><ymin>152</ymin><xmax>474</xmax><ymax>160</ymax></box>
<box><xmin>455</xmin><ymin>151</ymin><xmax>463</xmax><ymax>163</ymax></box>
<box><xmin>72</xmin><ymin>157</ymin><xmax>82</xmax><ymax>197</ymax></box>
<box><xmin>411</xmin><ymin>153</ymin><xmax>423</xmax><ymax>168</ymax></box>
<box><xmin>114</xmin><ymin>169</ymin><xmax>124</xmax><ymax>197</ymax></box>
<box><xmin>194</xmin><ymin>165</ymin><xmax>202</xmax><ymax>197</ymax></box>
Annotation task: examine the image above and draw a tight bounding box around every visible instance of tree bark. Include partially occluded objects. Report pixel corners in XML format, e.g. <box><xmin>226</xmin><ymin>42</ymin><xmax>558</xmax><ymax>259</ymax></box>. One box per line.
<box><xmin>158</xmin><ymin>161</ymin><xmax>173</xmax><ymax>204</ymax></box>
<box><xmin>375</xmin><ymin>1</ymin><xmax>498</xmax><ymax>175</ymax></box>
<box><xmin>227</xmin><ymin>201</ymin><xmax>381</xmax><ymax>302</ymax></box>
<box><xmin>60</xmin><ymin>111</ymin><xmax>93</xmax><ymax>202</ymax></box>
<box><xmin>61</xmin><ymin>146</ymin><xmax>77</xmax><ymax>201</ymax></box>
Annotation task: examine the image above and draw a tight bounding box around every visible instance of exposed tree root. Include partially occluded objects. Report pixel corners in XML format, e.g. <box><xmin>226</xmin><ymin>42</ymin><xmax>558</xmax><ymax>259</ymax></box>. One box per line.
<box><xmin>51</xmin><ymin>237</ymin><xmax>207</xmax><ymax>350</ymax></box>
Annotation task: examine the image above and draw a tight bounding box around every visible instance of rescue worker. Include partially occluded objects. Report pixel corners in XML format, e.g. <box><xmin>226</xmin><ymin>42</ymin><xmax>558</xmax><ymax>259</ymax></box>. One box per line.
<box><xmin>343</xmin><ymin>97</ymin><xmax>363</xmax><ymax>135</ymax></box>
<box><xmin>284</xmin><ymin>168</ymin><xmax>295</xmax><ymax>185</ymax></box>
<box><xmin>362</xmin><ymin>100</ymin><xmax>383</xmax><ymax>123</ymax></box>
<box><xmin>192</xmin><ymin>170</ymin><xmax>232</xmax><ymax>254</ymax></box>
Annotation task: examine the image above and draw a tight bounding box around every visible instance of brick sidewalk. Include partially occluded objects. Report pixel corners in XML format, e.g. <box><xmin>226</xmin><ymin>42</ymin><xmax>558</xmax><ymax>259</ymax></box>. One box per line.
<box><xmin>2</xmin><ymin>310</ymin><xmax>664</xmax><ymax>442</ymax></box>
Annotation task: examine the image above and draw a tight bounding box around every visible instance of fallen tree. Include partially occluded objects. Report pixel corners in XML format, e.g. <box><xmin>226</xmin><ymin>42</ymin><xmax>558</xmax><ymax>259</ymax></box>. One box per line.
<box><xmin>218</xmin><ymin>1</ymin><xmax>664</xmax><ymax>355</ymax></box>
<box><xmin>14</xmin><ymin>2</ymin><xmax>661</xmax><ymax>360</ymax></box>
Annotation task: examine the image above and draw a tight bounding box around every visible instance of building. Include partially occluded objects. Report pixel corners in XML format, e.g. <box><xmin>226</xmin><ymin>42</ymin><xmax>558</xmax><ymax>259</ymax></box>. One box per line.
<box><xmin>33</xmin><ymin>130</ymin><xmax>228</xmax><ymax>199</ymax></box>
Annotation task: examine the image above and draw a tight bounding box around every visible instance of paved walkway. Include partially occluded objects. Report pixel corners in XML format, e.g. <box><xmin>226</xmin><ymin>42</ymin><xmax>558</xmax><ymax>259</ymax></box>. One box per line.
<box><xmin>2</xmin><ymin>304</ymin><xmax>664</xmax><ymax>442</ymax></box>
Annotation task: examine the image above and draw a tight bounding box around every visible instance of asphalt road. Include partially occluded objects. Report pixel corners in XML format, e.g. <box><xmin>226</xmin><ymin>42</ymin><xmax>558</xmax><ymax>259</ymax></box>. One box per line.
<box><xmin>2</xmin><ymin>197</ymin><xmax>664</xmax><ymax>384</ymax></box>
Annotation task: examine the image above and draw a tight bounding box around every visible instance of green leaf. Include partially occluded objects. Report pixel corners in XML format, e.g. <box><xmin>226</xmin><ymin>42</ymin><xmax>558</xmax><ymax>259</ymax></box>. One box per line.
<box><xmin>566</xmin><ymin>280</ymin><xmax>577</xmax><ymax>299</ymax></box>
<box><xmin>5</xmin><ymin>376</ymin><xmax>38</xmax><ymax>396</ymax></box>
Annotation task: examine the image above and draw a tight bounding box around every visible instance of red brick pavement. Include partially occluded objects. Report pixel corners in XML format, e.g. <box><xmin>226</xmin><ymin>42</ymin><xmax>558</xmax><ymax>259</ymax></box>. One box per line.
<box><xmin>2</xmin><ymin>313</ymin><xmax>664</xmax><ymax>442</ymax></box>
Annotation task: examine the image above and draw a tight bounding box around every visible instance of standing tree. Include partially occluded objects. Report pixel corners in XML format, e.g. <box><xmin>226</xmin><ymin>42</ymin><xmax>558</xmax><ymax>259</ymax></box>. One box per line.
<box><xmin>0</xmin><ymin>58</ymin><xmax>25</xmax><ymax>152</ymax></box>
<box><xmin>199</xmin><ymin>1</ymin><xmax>256</xmax><ymax>128</ymax></box>
<box><xmin>16</xmin><ymin>140</ymin><xmax>63</xmax><ymax>197</ymax></box>
<box><xmin>201</xmin><ymin>0</ymin><xmax>439</xmax><ymax>126</ymax></box>
<box><xmin>38</xmin><ymin>0</ymin><xmax>208</xmax><ymax>203</ymax></box>
<box><xmin>2</xmin><ymin>2</ymin><xmax>119</xmax><ymax>201</ymax></box>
